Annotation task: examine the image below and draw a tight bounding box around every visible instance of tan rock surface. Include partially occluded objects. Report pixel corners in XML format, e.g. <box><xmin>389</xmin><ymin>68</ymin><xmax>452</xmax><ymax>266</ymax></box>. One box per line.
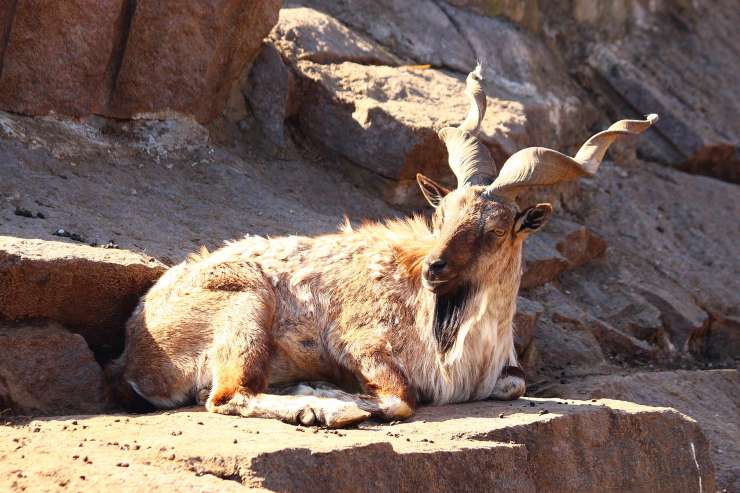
<box><xmin>0</xmin><ymin>398</ymin><xmax>716</xmax><ymax>492</ymax></box>
<box><xmin>107</xmin><ymin>0</ymin><xmax>280</xmax><ymax>123</ymax></box>
<box><xmin>547</xmin><ymin>369</ymin><xmax>739</xmax><ymax>492</ymax></box>
<box><xmin>0</xmin><ymin>322</ymin><xmax>111</xmax><ymax>415</ymax></box>
<box><xmin>272</xmin><ymin>7</ymin><xmax>399</xmax><ymax>66</ymax></box>
<box><xmin>0</xmin><ymin>0</ymin><xmax>123</xmax><ymax>116</ymax></box>
<box><xmin>291</xmin><ymin>0</ymin><xmax>476</xmax><ymax>72</ymax></box>
<box><xmin>0</xmin><ymin>236</ymin><xmax>165</xmax><ymax>352</ymax></box>
<box><xmin>0</xmin><ymin>0</ymin><xmax>281</xmax><ymax>123</ymax></box>
<box><xmin>293</xmin><ymin>61</ymin><xmax>528</xmax><ymax>205</ymax></box>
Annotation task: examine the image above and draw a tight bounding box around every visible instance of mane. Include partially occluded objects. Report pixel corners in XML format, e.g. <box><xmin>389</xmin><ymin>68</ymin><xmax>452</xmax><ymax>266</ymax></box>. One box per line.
<box><xmin>351</xmin><ymin>215</ymin><xmax>436</xmax><ymax>279</ymax></box>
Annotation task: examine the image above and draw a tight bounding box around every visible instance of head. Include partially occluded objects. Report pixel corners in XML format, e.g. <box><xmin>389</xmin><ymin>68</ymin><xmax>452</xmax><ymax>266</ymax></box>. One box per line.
<box><xmin>417</xmin><ymin>175</ymin><xmax>552</xmax><ymax>294</ymax></box>
<box><xmin>416</xmin><ymin>64</ymin><xmax>657</xmax><ymax>296</ymax></box>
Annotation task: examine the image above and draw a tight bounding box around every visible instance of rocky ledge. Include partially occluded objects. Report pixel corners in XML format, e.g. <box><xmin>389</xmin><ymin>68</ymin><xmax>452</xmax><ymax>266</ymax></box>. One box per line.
<box><xmin>0</xmin><ymin>398</ymin><xmax>716</xmax><ymax>493</ymax></box>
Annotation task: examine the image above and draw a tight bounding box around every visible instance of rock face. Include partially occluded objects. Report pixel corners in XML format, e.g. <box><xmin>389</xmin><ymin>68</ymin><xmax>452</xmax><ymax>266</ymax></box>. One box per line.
<box><xmin>271</xmin><ymin>7</ymin><xmax>399</xmax><ymax>66</ymax></box>
<box><xmin>294</xmin><ymin>61</ymin><xmax>530</xmax><ymax>204</ymax></box>
<box><xmin>548</xmin><ymin>369</ymin><xmax>739</xmax><ymax>492</ymax></box>
<box><xmin>265</xmin><ymin>3</ymin><xmax>598</xmax><ymax>205</ymax></box>
<box><xmin>289</xmin><ymin>0</ymin><xmax>476</xmax><ymax>72</ymax></box>
<box><xmin>0</xmin><ymin>322</ymin><xmax>111</xmax><ymax>415</ymax></box>
<box><xmin>0</xmin><ymin>237</ymin><xmax>165</xmax><ymax>353</ymax></box>
<box><xmin>449</xmin><ymin>0</ymin><xmax>740</xmax><ymax>183</ymax></box>
<box><xmin>0</xmin><ymin>0</ymin><xmax>280</xmax><ymax>122</ymax></box>
<box><xmin>0</xmin><ymin>0</ymin><xmax>123</xmax><ymax>116</ymax></box>
<box><xmin>107</xmin><ymin>0</ymin><xmax>281</xmax><ymax>122</ymax></box>
<box><xmin>0</xmin><ymin>399</ymin><xmax>716</xmax><ymax>492</ymax></box>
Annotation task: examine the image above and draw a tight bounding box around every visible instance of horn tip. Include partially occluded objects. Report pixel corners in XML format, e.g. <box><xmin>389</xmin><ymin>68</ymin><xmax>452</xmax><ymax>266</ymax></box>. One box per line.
<box><xmin>646</xmin><ymin>113</ymin><xmax>659</xmax><ymax>124</ymax></box>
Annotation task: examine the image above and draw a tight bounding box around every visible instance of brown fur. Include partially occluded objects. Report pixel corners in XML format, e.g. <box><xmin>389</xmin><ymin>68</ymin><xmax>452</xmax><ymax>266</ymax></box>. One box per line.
<box><xmin>110</xmin><ymin>184</ymin><xmax>547</xmax><ymax>427</ymax></box>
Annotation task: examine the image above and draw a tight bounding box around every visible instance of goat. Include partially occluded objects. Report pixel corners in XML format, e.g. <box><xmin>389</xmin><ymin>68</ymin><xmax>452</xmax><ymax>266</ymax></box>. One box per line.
<box><xmin>109</xmin><ymin>65</ymin><xmax>657</xmax><ymax>427</ymax></box>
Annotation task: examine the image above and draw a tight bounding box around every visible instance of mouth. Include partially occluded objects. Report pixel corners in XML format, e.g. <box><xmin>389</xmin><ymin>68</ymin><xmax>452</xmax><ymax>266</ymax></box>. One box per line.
<box><xmin>422</xmin><ymin>277</ymin><xmax>455</xmax><ymax>294</ymax></box>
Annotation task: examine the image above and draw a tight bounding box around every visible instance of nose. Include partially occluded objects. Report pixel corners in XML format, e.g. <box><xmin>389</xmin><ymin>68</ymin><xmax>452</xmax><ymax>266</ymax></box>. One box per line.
<box><xmin>427</xmin><ymin>258</ymin><xmax>447</xmax><ymax>275</ymax></box>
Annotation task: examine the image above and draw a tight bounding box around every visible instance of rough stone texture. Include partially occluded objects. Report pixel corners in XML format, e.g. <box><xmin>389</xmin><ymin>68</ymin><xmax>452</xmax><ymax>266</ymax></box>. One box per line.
<box><xmin>548</xmin><ymin>370</ymin><xmax>739</xmax><ymax>492</ymax></box>
<box><xmin>0</xmin><ymin>236</ymin><xmax>165</xmax><ymax>353</ymax></box>
<box><xmin>273</xmin><ymin>1</ymin><xmax>599</xmax><ymax>206</ymax></box>
<box><xmin>0</xmin><ymin>0</ymin><xmax>281</xmax><ymax>123</ymax></box>
<box><xmin>0</xmin><ymin>322</ymin><xmax>110</xmax><ymax>415</ymax></box>
<box><xmin>513</xmin><ymin>296</ymin><xmax>543</xmax><ymax>356</ymax></box>
<box><xmin>519</xmin><ymin>218</ymin><xmax>607</xmax><ymax>289</ymax></box>
<box><xmin>578</xmin><ymin>1</ymin><xmax>740</xmax><ymax>175</ymax></box>
<box><xmin>0</xmin><ymin>399</ymin><xmax>716</xmax><ymax>492</ymax></box>
<box><xmin>0</xmin><ymin>0</ymin><xmax>123</xmax><ymax>116</ymax></box>
<box><xmin>520</xmin><ymin>235</ymin><xmax>568</xmax><ymax>289</ymax></box>
<box><xmin>291</xmin><ymin>0</ymin><xmax>476</xmax><ymax>72</ymax></box>
<box><xmin>706</xmin><ymin>316</ymin><xmax>740</xmax><ymax>362</ymax></box>
<box><xmin>242</xmin><ymin>42</ymin><xmax>298</xmax><ymax>147</ymax></box>
<box><xmin>107</xmin><ymin>0</ymin><xmax>280</xmax><ymax>123</ymax></box>
<box><xmin>294</xmin><ymin>61</ymin><xmax>529</xmax><ymax>205</ymax></box>
<box><xmin>449</xmin><ymin>0</ymin><xmax>740</xmax><ymax>184</ymax></box>
<box><xmin>437</xmin><ymin>2</ymin><xmax>597</xmax><ymax>152</ymax></box>
<box><xmin>272</xmin><ymin>7</ymin><xmax>399</xmax><ymax>66</ymax></box>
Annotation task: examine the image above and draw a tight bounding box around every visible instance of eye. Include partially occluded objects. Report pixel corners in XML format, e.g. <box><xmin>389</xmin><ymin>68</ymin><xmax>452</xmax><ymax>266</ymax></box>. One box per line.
<box><xmin>489</xmin><ymin>228</ymin><xmax>506</xmax><ymax>238</ymax></box>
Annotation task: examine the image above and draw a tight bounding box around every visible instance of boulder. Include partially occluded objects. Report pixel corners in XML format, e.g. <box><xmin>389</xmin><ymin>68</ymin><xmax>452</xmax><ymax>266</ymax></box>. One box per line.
<box><xmin>437</xmin><ymin>2</ymin><xmax>597</xmax><ymax>152</ymax></box>
<box><xmin>272</xmin><ymin>7</ymin><xmax>399</xmax><ymax>66</ymax></box>
<box><xmin>277</xmin><ymin>1</ymin><xmax>600</xmax><ymax>206</ymax></box>
<box><xmin>293</xmin><ymin>61</ymin><xmax>528</xmax><ymax>205</ymax></box>
<box><xmin>0</xmin><ymin>322</ymin><xmax>110</xmax><ymax>415</ymax></box>
<box><xmin>573</xmin><ymin>163</ymin><xmax>740</xmax><ymax>345</ymax></box>
<box><xmin>291</xmin><ymin>0</ymin><xmax>476</xmax><ymax>72</ymax></box>
<box><xmin>107</xmin><ymin>0</ymin><xmax>280</xmax><ymax>123</ymax></box>
<box><xmin>0</xmin><ymin>0</ymin><xmax>123</xmax><ymax>116</ymax></box>
<box><xmin>0</xmin><ymin>237</ymin><xmax>166</xmax><ymax>354</ymax></box>
<box><xmin>242</xmin><ymin>42</ymin><xmax>298</xmax><ymax>147</ymax></box>
<box><xmin>448</xmin><ymin>0</ymin><xmax>740</xmax><ymax>184</ymax></box>
<box><xmin>548</xmin><ymin>369</ymin><xmax>739</xmax><ymax>492</ymax></box>
<box><xmin>0</xmin><ymin>398</ymin><xmax>717</xmax><ymax>492</ymax></box>
<box><xmin>0</xmin><ymin>0</ymin><xmax>281</xmax><ymax>123</ymax></box>
<box><xmin>520</xmin><ymin>235</ymin><xmax>569</xmax><ymax>289</ymax></box>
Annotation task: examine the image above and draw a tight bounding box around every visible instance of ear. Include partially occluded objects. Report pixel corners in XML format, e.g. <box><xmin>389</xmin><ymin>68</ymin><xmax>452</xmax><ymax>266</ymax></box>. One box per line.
<box><xmin>515</xmin><ymin>203</ymin><xmax>553</xmax><ymax>236</ymax></box>
<box><xmin>416</xmin><ymin>173</ymin><xmax>451</xmax><ymax>208</ymax></box>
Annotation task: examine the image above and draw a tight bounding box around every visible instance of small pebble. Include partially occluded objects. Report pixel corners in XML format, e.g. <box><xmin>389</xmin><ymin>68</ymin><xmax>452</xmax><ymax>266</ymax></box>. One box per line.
<box><xmin>13</xmin><ymin>207</ymin><xmax>34</xmax><ymax>218</ymax></box>
<box><xmin>538</xmin><ymin>409</ymin><xmax>549</xmax><ymax>415</ymax></box>
<box><xmin>116</xmin><ymin>462</ymin><xmax>129</xmax><ymax>468</ymax></box>
<box><xmin>498</xmin><ymin>413</ymin><xmax>505</xmax><ymax>418</ymax></box>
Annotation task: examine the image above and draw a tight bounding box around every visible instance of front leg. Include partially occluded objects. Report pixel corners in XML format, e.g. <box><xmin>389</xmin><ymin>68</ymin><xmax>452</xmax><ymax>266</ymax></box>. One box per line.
<box><xmin>489</xmin><ymin>365</ymin><xmax>526</xmax><ymax>400</ymax></box>
<box><xmin>355</xmin><ymin>347</ymin><xmax>417</xmax><ymax>420</ymax></box>
<box><xmin>329</xmin><ymin>340</ymin><xmax>417</xmax><ymax>422</ymax></box>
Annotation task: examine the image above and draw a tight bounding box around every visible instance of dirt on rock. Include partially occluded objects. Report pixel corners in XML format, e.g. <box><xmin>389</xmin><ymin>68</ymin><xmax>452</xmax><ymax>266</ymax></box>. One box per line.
<box><xmin>0</xmin><ymin>399</ymin><xmax>717</xmax><ymax>493</ymax></box>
